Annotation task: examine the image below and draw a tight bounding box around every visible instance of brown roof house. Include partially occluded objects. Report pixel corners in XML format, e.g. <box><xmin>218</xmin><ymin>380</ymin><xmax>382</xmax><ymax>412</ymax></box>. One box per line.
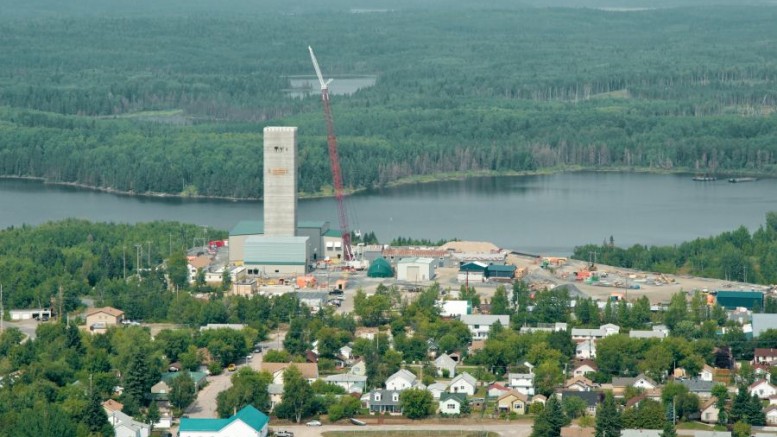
<box><xmin>497</xmin><ymin>390</ymin><xmax>529</xmax><ymax>415</ymax></box>
<box><xmin>261</xmin><ymin>362</ymin><xmax>319</xmax><ymax>385</ymax></box>
<box><xmin>86</xmin><ymin>307</ymin><xmax>124</xmax><ymax>334</ymax></box>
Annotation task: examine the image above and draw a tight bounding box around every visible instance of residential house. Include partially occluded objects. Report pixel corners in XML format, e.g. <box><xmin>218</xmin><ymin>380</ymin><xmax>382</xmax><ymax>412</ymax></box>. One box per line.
<box><xmin>460</xmin><ymin>315</ymin><xmax>510</xmax><ymax>339</ymax></box>
<box><xmin>102</xmin><ymin>399</ymin><xmax>124</xmax><ymax>414</ymax></box>
<box><xmin>561</xmin><ymin>425</ymin><xmax>595</xmax><ymax>437</ymax></box>
<box><xmin>693</xmin><ymin>432</ymin><xmax>731</xmax><ymax>437</ymax></box>
<box><xmin>435</xmin><ymin>353</ymin><xmax>458</xmax><ymax>378</ymax></box>
<box><xmin>601</xmin><ymin>323</ymin><xmax>620</xmax><ymax>336</ymax></box>
<box><xmin>448</xmin><ymin>372</ymin><xmax>477</xmax><ymax>395</ymax></box>
<box><xmin>531</xmin><ymin>394</ymin><xmax>547</xmax><ymax>405</ymax></box>
<box><xmin>558</xmin><ymin>390</ymin><xmax>601</xmax><ymax>416</ymax></box>
<box><xmin>629</xmin><ymin>325</ymin><xmax>669</xmax><ymax>340</ymax></box>
<box><xmin>150</xmin><ymin>372</ymin><xmax>207</xmax><ymax>401</ymax></box>
<box><xmin>700</xmin><ymin>398</ymin><xmax>720</xmax><ymax>424</ymax></box>
<box><xmin>700</xmin><ymin>365</ymin><xmax>715</xmax><ymax>382</ymax></box>
<box><xmin>325</xmin><ymin>374</ymin><xmax>367</xmax><ymax>394</ymax></box>
<box><xmin>427</xmin><ymin>382</ymin><xmax>449</xmax><ymax>400</ymax></box>
<box><xmin>519</xmin><ymin>323</ymin><xmax>568</xmax><ymax>334</ymax></box>
<box><xmin>260</xmin><ymin>363</ymin><xmax>319</xmax><ymax>385</ymax></box>
<box><xmin>349</xmin><ymin>360</ymin><xmax>366</xmax><ymax>377</ymax></box>
<box><xmin>769</xmin><ymin>394</ymin><xmax>777</xmax><ymax>406</ymax></box>
<box><xmin>611</xmin><ymin>374</ymin><xmax>657</xmax><ymax>396</ymax></box>
<box><xmin>385</xmin><ymin>369</ymin><xmax>418</xmax><ymax>391</ymax></box>
<box><xmin>105</xmin><ymin>410</ymin><xmax>151</xmax><ymax>437</ymax></box>
<box><xmin>679</xmin><ymin>379</ymin><xmax>715</xmax><ymax>399</ymax></box>
<box><xmin>753</xmin><ymin>348</ymin><xmax>777</xmax><ymax>366</ymax></box>
<box><xmin>439</xmin><ymin>392</ymin><xmax>467</xmax><ymax>415</ymax></box>
<box><xmin>508</xmin><ymin>372</ymin><xmax>535</xmax><ymax>396</ymax></box>
<box><xmin>86</xmin><ymin>307</ymin><xmax>124</xmax><ymax>334</ymax></box>
<box><xmin>200</xmin><ymin>324</ymin><xmax>246</xmax><ymax>331</ymax></box>
<box><xmin>179</xmin><ymin>405</ymin><xmax>269</xmax><ymax>437</ymax></box>
<box><xmin>766</xmin><ymin>405</ymin><xmax>777</xmax><ymax>425</ymax></box>
<box><xmin>488</xmin><ymin>383</ymin><xmax>510</xmax><ymax>398</ymax></box>
<box><xmin>572</xmin><ymin>360</ymin><xmax>598</xmax><ymax>377</ymax></box>
<box><xmin>497</xmin><ymin>390</ymin><xmax>529</xmax><ymax>415</ymax></box>
<box><xmin>570</xmin><ymin>328</ymin><xmax>605</xmax><ymax>342</ymax></box>
<box><xmin>366</xmin><ymin>389</ymin><xmax>402</xmax><ymax>414</ymax></box>
<box><xmin>621</xmin><ymin>430</ymin><xmax>661</xmax><ymax>437</ymax></box>
<box><xmin>748</xmin><ymin>379</ymin><xmax>777</xmax><ymax>399</ymax></box>
<box><xmin>576</xmin><ymin>339</ymin><xmax>596</xmax><ymax>359</ymax></box>
<box><xmin>268</xmin><ymin>384</ymin><xmax>283</xmax><ymax>411</ymax></box>
<box><xmin>339</xmin><ymin>345</ymin><xmax>353</xmax><ymax>361</ymax></box>
<box><xmin>564</xmin><ymin>376</ymin><xmax>599</xmax><ymax>392</ymax></box>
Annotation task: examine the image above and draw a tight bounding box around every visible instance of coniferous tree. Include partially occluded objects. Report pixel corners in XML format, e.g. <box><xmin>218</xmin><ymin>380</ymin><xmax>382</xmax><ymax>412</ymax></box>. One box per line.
<box><xmin>531</xmin><ymin>395</ymin><xmax>566</xmax><ymax>437</ymax></box>
<box><xmin>84</xmin><ymin>388</ymin><xmax>112</xmax><ymax>436</ymax></box>
<box><xmin>596</xmin><ymin>393</ymin><xmax>622</xmax><ymax>437</ymax></box>
<box><xmin>659</xmin><ymin>419</ymin><xmax>677</xmax><ymax>437</ymax></box>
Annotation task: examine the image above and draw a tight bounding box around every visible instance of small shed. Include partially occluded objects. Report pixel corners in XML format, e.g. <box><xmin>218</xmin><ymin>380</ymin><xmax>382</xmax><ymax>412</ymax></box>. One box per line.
<box><xmin>367</xmin><ymin>257</ymin><xmax>393</xmax><ymax>278</ymax></box>
<box><xmin>397</xmin><ymin>257</ymin><xmax>436</xmax><ymax>282</ymax></box>
<box><xmin>716</xmin><ymin>291</ymin><xmax>763</xmax><ymax>310</ymax></box>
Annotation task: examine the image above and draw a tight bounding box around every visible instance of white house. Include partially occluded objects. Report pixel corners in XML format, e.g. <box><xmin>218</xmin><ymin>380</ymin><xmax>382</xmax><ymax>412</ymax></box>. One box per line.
<box><xmin>460</xmin><ymin>314</ymin><xmax>510</xmax><ymax>339</ymax></box>
<box><xmin>632</xmin><ymin>374</ymin><xmax>657</xmax><ymax>390</ymax></box>
<box><xmin>339</xmin><ymin>345</ymin><xmax>353</xmax><ymax>360</ymax></box>
<box><xmin>349</xmin><ymin>360</ymin><xmax>367</xmax><ymax>377</ymax></box>
<box><xmin>438</xmin><ymin>300</ymin><xmax>471</xmax><ymax>317</ymax></box>
<box><xmin>570</xmin><ymin>328</ymin><xmax>605</xmax><ymax>341</ymax></box>
<box><xmin>179</xmin><ymin>405</ymin><xmax>269</xmax><ymax>437</ymax></box>
<box><xmin>386</xmin><ymin>369</ymin><xmax>417</xmax><ymax>391</ymax></box>
<box><xmin>701</xmin><ymin>398</ymin><xmax>720</xmax><ymax>424</ymax></box>
<box><xmin>766</xmin><ymin>405</ymin><xmax>777</xmax><ymax>425</ymax></box>
<box><xmin>325</xmin><ymin>374</ymin><xmax>367</xmax><ymax>393</ymax></box>
<box><xmin>106</xmin><ymin>410</ymin><xmax>151</xmax><ymax>437</ymax></box>
<box><xmin>488</xmin><ymin>383</ymin><xmax>511</xmax><ymax>398</ymax></box>
<box><xmin>397</xmin><ymin>257</ymin><xmax>436</xmax><ymax>282</ymax></box>
<box><xmin>427</xmin><ymin>382</ymin><xmax>449</xmax><ymax>400</ymax></box>
<box><xmin>572</xmin><ymin>361</ymin><xmax>598</xmax><ymax>377</ymax></box>
<box><xmin>600</xmin><ymin>323</ymin><xmax>620</xmax><ymax>336</ymax></box>
<box><xmin>576</xmin><ymin>339</ymin><xmax>596</xmax><ymax>359</ymax></box>
<box><xmin>435</xmin><ymin>353</ymin><xmax>458</xmax><ymax>378</ymax></box>
<box><xmin>449</xmin><ymin>372</ymin><xmax>477</xmax><ymax>395</ymax></box>
<box><xmin>700</xmin><ymin>365</ymin><xmax>714</xmax><ymax>382</ymax></box>
<box><xmin>508</xmin><ymin>372</ymin><xmax>535</xmax><ymax>396</ymax></box>
<box><xmin>439</xmin><ymin>393</ymin><xmax>467</xmax><ymax>415</ymax></box>
<box><xmin>749</xmin><ymin>379</ymin><xmax>777</xmax><ymax>399</ymax></box>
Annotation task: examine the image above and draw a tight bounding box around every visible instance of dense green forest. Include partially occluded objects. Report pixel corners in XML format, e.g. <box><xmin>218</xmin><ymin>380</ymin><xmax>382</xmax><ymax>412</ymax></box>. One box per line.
<box><xmin>573</xmin><ymin>213</ymin><xmax>777</xmax><ymax>284</ymax></box>
<box><xmin>1</xmin><ymin>2</ymin><xmax>777</xmax><ymax>198</ymax></box>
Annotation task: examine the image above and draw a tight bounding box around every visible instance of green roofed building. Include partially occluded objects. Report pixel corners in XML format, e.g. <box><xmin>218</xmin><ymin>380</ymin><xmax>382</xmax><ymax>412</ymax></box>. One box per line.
<box><xmin>716</xmin><ymin>291</ymin><xmax>763</xmax><ymax>310</ymax></box>
<box><xmin>179</xmin><ymin>404</ymin><xmax>269</xmax><ymax>437</ymax></box>
<box><xmin>368</xmin><ymin>257</ymin><xmax>394</xmax><ymax>278</ymax></box>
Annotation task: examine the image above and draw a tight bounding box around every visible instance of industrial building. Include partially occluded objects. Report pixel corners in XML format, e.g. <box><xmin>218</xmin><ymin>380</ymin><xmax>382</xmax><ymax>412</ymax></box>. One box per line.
<box><xmin>227</xmin><ymin>126</ymin><xmax>345</xmax><ymax>276</ymax></box>
<box><xmin>396</xmin><ymin>257</ymin><xmax>436</xmax><ymax>282</ymax></box>
<box><xmin>716</xmin><ymin>291</ymin><xmax>764</xmax><ymax>310</ymax></box>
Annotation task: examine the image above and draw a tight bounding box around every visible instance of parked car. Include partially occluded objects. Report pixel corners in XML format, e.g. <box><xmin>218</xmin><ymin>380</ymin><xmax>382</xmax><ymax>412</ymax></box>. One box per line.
<box><xmin>275</xmin><ymin>431</ymin><xmax>294</xmax><ymax>437</ymax></box>
<box><xmin>306</xmin><ymin>420</ymin><xmax>322</xmax><ymax>427</ymax></box>
<box><xmin>227</xmin><ymin>363</ymin><xmax>236</xmax><ymax>372</ymax></box>
<box><xmin>350</xmin><ymin>418</ymin><xmax>366</xmax><ymax>426</ymax></box>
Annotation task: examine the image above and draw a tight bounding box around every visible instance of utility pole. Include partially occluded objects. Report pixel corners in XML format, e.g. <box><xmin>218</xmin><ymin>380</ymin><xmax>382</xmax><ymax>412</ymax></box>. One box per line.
<box><xmin>135</xmin><ymin>244</ymin><xmax>142</xmax><ymax>276</ymax></box>
<box><xmin>147</xmin><ymin>241</ymin><xmax>152</xmax><ymax>269</ymax></box>
<box><xmin>1</xmin><ymin>283</ymin><xmax>4</xmax><ymax>333</ymax></box>
<box><xmin>58</xmin><ymin>285</ymin><xmax>63</xmax><ymax>322</ymax></box>
<box><xmin>123</xmin><ymin>246</ymin><xmax>126</xmax><ymax>280</ymax></box>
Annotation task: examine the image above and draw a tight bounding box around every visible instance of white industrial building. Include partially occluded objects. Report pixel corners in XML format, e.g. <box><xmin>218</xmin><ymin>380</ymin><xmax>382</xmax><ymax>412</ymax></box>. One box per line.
<box><xmin>438</xmin><ymin>300</ymin><xmax>471</xmax><ymax>317</ymax></box>
<box><xmin>10</xmin><ymin>308</ymin><xmax>52</xmax><ymax>321</ymax></box>
<box><xmin>396</xmin><ymin>257</ymin><xmax>436</xmax><ymax>281</ymax></box>
<box><xmin>244</xmin><ymin>235</ymin><xmax>309</xmax><ymax>276</ymax></box>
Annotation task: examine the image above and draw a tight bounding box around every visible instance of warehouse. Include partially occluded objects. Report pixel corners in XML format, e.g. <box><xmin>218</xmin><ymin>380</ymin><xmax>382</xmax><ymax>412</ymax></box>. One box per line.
<box><xmin>244</xmin><ymin>235</ymin><xmax>309</xmax><ymax>276</ymax></box>
<box><xmin>457</xmin><ymin>262</ymin><xmax>488</xmax><ymax>283</ymax></box>
<box><xmin>486</xmin><ymin>264</ymin><xmax>516</xmax><ymax>280</ymax></box>
<box><xmin>229</xmin><ymin>220</ymin><xmax>337</xmax><ymax>266</ymax></box>
<box><xmin>716</xmin><ymin>291</ymin><xmax>764</xmax><ymax>310</ymax></box>
<box><xmin>396</xmin><ymin>257</ymin><xmax>436</xmax><ymax>282</ymax></box>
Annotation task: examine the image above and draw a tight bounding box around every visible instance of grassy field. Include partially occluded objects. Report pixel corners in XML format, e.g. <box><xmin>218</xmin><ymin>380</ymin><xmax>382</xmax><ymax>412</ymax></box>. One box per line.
<box><xmin>322</xmin><ymin>432</ymin><xmax>499</xmax><ymax>437</ymax></box>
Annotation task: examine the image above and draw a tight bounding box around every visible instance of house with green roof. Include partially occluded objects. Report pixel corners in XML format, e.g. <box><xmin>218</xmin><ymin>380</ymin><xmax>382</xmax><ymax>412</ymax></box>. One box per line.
<box><xmin>150</xmin><ymin>371</ymin><xmax>207</xmax><ymax>401</ymax></box>
<box><xmin>179</xmin><ymin>404</ymin><xmax>269</xmax><ymax>437</ymax></box>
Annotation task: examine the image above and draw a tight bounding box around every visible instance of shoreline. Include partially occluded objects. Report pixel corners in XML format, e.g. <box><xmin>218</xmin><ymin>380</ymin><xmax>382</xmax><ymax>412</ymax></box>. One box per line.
<box><xmin>1</xmin><ymin>166</ymin><xmax>772</xmax><ymax>201</ymax></box>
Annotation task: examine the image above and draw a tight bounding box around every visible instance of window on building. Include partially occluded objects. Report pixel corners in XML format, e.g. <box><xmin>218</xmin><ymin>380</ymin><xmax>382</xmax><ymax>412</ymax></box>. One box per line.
<box><xmin>447</xmin><ymin>404</ymin><xmax>456</xmax><ymax>409</ymax></box>
<box><xmin>375</xmin><ymin>394</ymin><xmax>381</xmax><ymax>401</ymax></box>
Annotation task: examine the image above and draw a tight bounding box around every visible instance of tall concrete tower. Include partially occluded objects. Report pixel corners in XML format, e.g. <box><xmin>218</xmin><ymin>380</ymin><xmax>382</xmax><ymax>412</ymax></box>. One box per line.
<box><xmin>263</xmin><ymin>126</ymin><xmax>297</xmax><ymax>236</ymax></box>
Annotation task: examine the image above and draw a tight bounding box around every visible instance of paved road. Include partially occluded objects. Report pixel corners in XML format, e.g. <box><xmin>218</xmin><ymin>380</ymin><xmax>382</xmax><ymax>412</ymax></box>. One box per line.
<box><xmin>185</xmin><ymin>328</ymin><xmax>287</xmax><ymax>418</ymax></box>
<box><xmin>1</xmin><ymin>319</ymin><xmax>40</xmax><ymax>341</ymax></box>
<box><xmin>278</xmin><ymin>422</ymin><xmax>533</xmax><ymax>437</ymax></box>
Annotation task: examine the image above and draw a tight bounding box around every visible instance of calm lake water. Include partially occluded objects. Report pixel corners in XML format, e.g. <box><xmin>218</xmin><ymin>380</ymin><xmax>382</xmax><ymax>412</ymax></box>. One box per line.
<box><xmin>1</xmin><ymin>173</ymin><xmax>776</xmax><ymax>255</ymax></box>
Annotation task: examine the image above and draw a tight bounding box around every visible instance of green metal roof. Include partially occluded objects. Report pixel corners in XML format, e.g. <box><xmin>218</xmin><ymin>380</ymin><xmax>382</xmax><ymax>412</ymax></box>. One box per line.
<box><xmin>323</xmin><ymin>229</ymin><xmax>343</xmax><ymax>238</ymax></box>
<box><xmin>368</xmin><ymin>257</ymin><xmax>394</xmax><ymax>278</ymax></box>
<box><xmin>486</xmin><ymin>264</ymin><xmax>516</xmax><ymax>272</ymax></box>
<box><xmin>440</xmin><ymin>392</ymin><xmax>467</xmax><ymax>403</ymax></box>
<box><xmin>231</xmin><ymin>220</ymin><xmax>329</xmax><ymax>236</ymax></box>
<box><xmin>160</xmin><ymin>371</ymin><xmax>207</xmax><ymax>386</ymax></box>
<box><xmin>459</xmin><ymin>262</ymin><xmax>487</xmax><ymax>272</ymax></box>
<box><xmin>179</xmin><ymin>405</ymin><xmax>269</xmax><ymax>432</ymax></box>
<box><xmin>230</xmin><ymin>220</ymin><xmax>263</xmax><ymax>236</ymax></box>
<box><xmin>716</xmin><ymin>291</ymin><xmax>763</xmax><ymax>309</ymax></box>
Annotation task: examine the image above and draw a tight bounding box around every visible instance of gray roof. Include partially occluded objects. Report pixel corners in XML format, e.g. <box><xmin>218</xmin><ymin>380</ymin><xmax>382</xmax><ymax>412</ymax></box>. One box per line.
<box><xmin>428</xmin><ymin>382</ymin><xmax>449</xmax><ymax>392</ymax></box>
<box><xmin>694</xmin><ymin>432</ymin><xmax>732</xmax><ymax>437</ymax></box>
<box><xmin>571</xmin><ymin>328</ymin><xmax>604</xmax><ymax>337</ymax></box>
<box><xmin>369</xmin><ymin>389</ymin><xmax>402</xmax><ymax>406</ymax></box>
<box><xmin>621</xmin><ymin>430</ymin><xmax>662</xmax><ymax>437</ymax></box>
<box><xmin>752</xmin><ymin>313</ymin><xmax>777</xmax><ymax>338</ymax></box>
<box><xmin>629</xmin><ymin>330</ymin><xmax>666</xmax><ymax>339</ymax></box>
<box><xmin>387</xmin><ymin>369</ymin><xmax>417</xmax><ymax>384</ymax></box>
<box><xmin>325</xmin><ymin>374</ymin><xmax>367</xmax><ymax>383</ymax></box>
<box><xmin>559</xmin><ymin>390</ymin><xmax>601</xmax><ymax>407</ymax></box>
<box><xmin>109</xmin><ymin>410</ymin><xmax>150</xmax><ymax>433</ymax></box>
<box><xmin>435</xmin><ymin>353</ymin><xmax>457</xmax><ymax>369</ymax></box>
<box><xmin>460</xmin><ymin>315</ymin><xmax>510</xmax><ymax>326</ymax></box>
<box><xmin>679</xmin><ymin>378</ymin><xmax>716</xmax><ymax>393</ymax></box>
<box><xmin>268</xmin><ymin>383</ymin><xmax>284</xmax><ymax>394</ymax></box>
<box><xmin>450</xmin><ymin>372</ymin><xmax>477</xmax><ymax>387</ymax></box>
<box><xmin>611</xmin><ymin>377</ymin><xmax>636</xmax><ymax>387</ymax></box>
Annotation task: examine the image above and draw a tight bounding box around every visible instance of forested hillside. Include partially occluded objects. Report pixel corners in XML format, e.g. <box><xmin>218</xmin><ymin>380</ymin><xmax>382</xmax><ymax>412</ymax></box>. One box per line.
<box><xmin>1</xmin><ymin>3</ymin><xmax>777</xmax><ymax>197</ymax></box>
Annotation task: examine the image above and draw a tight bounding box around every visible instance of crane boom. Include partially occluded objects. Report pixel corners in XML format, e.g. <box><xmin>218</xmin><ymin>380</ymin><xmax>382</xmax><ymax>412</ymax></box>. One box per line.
<box><xmin>308</xmin><ymin>46</ymin><xmax>352</xmax><ymax>261</ymax></box>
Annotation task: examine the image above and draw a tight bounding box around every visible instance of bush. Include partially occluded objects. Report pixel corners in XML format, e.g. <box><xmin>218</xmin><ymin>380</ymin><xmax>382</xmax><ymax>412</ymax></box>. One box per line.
<box><xmin>208</xmin><ymin>362</ymin><xmax>222</xmax><ymax>376</ymax></box>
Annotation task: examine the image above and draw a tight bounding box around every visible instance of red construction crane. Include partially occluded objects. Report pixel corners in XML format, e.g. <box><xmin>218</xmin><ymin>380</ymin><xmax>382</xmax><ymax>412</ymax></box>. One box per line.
<box><xmin>308</xmin><ymin>46</ymin><xmax>352</xmax><ymax>261</ymax></box>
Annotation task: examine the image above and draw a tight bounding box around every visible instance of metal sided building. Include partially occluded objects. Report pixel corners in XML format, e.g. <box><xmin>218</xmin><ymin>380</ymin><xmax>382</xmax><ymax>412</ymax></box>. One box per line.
<box><xmin>396</xmin><ymin>257</ymin><xmax>436</xmax><ymax>282</ymax></box>
<box><xmin>229</xmin><ymin>220</ymin><xmax>334</xmax><ymax>266</ymax></box>
<box><xmin>457</xmin><ymin>261</ymin><xmax>488</xmax><ymax>283</ymax></box>
<box><xmin>485</xmin><ymin>264</ymin><xmax>516</xmax><ymax>280</ymax></box>
<box><xmin>716</xmin><ymin>290</ymin><xmax>764</xmax><ymax>310</ymax></box>
<box><xmin>244</xmin><ymin>235</ymin><xmax>309</xmax><ymax>275</ymax></box>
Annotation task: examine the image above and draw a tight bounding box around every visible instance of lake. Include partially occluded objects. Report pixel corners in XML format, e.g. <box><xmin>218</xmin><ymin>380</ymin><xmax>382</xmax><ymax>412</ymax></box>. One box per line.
<box><xmin>1</xmin><ymin>173</ymin><xmax>775</xmax><ymax>255</ymax></box>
